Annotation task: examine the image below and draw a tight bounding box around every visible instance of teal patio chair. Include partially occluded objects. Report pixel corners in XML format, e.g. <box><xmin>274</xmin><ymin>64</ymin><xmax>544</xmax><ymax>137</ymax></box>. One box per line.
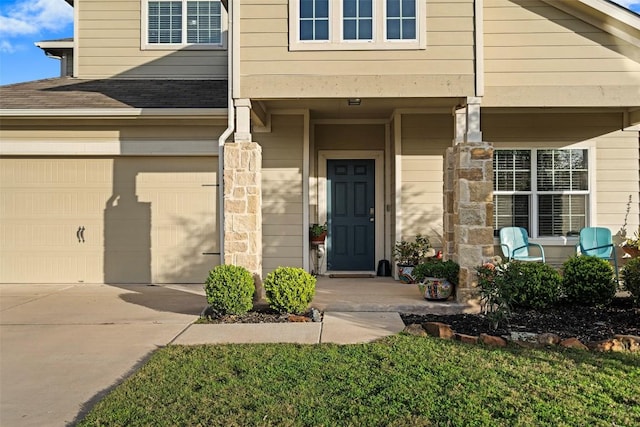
<box><xmin>576</xmin><ymin>227</ymin><xmax>619</xmax><ymax>281</ymax></box>
<box><xmin>499</xmin><ymin>227</ymin><xmax>546</xmax><ymax>262</ymax></box>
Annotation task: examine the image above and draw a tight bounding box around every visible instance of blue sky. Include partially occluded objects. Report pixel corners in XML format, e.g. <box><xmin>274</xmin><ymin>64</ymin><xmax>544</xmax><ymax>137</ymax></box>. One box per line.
<box><xmin>0</xmin><ymin>0</ymin><xmax>639</xmax><ymax>86</ymax></box>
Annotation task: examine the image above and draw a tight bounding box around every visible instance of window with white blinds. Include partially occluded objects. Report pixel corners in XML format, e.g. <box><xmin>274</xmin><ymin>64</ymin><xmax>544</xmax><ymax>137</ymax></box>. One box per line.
<box><xmin>146</xmin><ymin>0</ymin><xmax>222</xmax><ymax>47</ymax></box>
<box><xmin>493</xmin><ymin>149</ymin><xmax>589</xmax><ymax>238</ymax></box>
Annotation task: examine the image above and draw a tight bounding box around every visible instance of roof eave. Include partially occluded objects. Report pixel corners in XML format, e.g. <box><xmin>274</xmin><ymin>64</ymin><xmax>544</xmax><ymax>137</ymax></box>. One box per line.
<box><xmin>0</xmin><ymin>108</ymin><xmax>229</xmax><ymax>118</ymax></box>
<box><xmin>541</xmin><ymin>0</ymin><xmax>640</xmax><ymax>48</ymax></box>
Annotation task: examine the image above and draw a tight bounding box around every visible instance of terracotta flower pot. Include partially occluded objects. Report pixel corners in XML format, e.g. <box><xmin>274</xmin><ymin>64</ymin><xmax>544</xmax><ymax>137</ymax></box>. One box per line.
<box><xmin>310</xmin><ymin>231</ymin><xmax>327</xmax><ymax>245</ymax></box>
<box><xmin>622</xmin><ymin>246</ymin><xmax>640</xmax><ymax>258</ymax></box>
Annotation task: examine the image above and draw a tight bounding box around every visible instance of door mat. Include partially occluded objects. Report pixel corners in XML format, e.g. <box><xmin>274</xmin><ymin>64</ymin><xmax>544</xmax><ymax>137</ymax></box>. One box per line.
<box><xmin>328</xmin><ymin>273</ymin><xmax>376</xmax><ymax>279</ymax></box>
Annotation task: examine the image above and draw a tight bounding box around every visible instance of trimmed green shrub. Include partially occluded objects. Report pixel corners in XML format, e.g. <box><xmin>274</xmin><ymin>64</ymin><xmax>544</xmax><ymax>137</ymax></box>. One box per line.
<box><xmin>498</xmin><ymin>261</ymin><xmax>562</xmax><ymax>310</ymax></box>
<box><xmin>621</xmin><ymin>257</ymin><xmax>640</xmax><ymax>306</ymax></box>
<box><xmin>413</xmin><ymin>260</ymin><xmax>460</xmax><ymax>286</ymax></box>
<box><xmin>562</xmin><ymin>255</ymin><xmax>616</xmax><ymax>306</ymax></box>
<box><xmin>263</xmin><ymin>267</ymin><xmax>316</xmax><ymax>314</ymax></box>
<box><xmin>204</xmin><ymin>265</ymin><xmax>255</xmax><ymax>315</ymax></box>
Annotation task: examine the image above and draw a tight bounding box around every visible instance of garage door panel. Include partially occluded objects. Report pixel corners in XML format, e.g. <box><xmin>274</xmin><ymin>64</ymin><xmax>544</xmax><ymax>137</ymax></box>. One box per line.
<box><xmin>1</xmin><ymin>157</ymin><xmax>218</xmax><ymax>284</ymax></box>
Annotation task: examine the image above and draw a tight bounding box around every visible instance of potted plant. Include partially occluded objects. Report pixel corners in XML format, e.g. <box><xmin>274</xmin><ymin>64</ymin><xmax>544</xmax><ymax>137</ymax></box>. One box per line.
<box><xmin>621</xmin><ymin>227</ymin><xmax>640</xmax><ymax>258</ymax></box>
<box><xmin>310</xmin><ymin>223</ymin><xmax>328</xmax><ymax>245</ymax></box>
<box><xmin>393</xmin><ymin>234</ymin><xmax>435</xmax><ymax>283</ymax></box>
<box><xmin>413</xmin><ymin>260</ymin><xmax>459</xmax><ymax>301</ymax></box>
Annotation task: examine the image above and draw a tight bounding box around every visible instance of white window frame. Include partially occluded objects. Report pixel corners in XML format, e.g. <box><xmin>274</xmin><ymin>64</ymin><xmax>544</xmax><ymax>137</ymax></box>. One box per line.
<box><xmin>493</xmin><ymin>147</ymin><xmax>594</xmax><ymax>240</ymax></box>
<box><xmin>141</xmin><ymin>0</ymin><xmax>227</xmax><ymax>50</ymax></box>
<box><xmin>289</xmin><ymin>0</ymin><xmax>426</xmax><ymax>51</ymax></box>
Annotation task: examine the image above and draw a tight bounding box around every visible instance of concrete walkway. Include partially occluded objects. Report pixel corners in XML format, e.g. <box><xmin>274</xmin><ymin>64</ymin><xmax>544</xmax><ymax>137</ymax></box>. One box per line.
<box><xmin>0</xmin><ymin>282</ymin><xmax>410</xmax><ymax>427</ymax></box>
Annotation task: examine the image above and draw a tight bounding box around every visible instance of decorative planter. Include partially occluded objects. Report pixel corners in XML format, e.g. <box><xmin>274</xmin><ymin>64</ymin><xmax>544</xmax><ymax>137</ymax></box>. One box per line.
<box><xmin>397</xmin><ymin>265</ymin><xmax>417</xmax><ymax>284</ymax></box>
<box><xmin>310</xmin><ymin>232</ymin><xmax>327</xmax><ymax>246</ymax></box>
<box><xmin>418</xmin><ymin>277</ymin><xmax>453</xmax><ymax>301</ymax></box>
<box><xmin>622</xmin><ymin>246</ymin><xmax>640</xmax><ymax>258</ymax></box>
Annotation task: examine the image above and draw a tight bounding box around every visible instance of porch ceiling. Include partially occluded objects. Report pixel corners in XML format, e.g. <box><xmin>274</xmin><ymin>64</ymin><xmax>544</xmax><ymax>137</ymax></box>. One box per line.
<box><xmin>258</xmin><ymin>97</ymin><xmax>461</xmax><ymax>120</ymax></box>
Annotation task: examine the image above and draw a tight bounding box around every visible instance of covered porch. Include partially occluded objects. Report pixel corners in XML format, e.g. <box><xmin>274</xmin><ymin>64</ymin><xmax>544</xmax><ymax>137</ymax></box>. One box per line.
<box><xmin>310</xmin><ymin>276</ymin><xmax>480</xmax><ymax>315</ymax></box>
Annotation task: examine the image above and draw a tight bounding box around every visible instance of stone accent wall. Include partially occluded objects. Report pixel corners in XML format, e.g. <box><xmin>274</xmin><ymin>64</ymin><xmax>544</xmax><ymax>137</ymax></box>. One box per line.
<box><xmin>443</xmin><ymin>142</ymin><xmax>494</xmax><ymax>303</ymax></box>
<box><xmin>223</xmin><ymin>142</ymin><xmax>263</xmax><ymax>280</ymax></box>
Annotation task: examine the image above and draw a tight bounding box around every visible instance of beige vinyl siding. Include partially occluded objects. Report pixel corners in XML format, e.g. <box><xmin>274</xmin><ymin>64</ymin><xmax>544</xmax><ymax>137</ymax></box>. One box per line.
<box><xmin>239</xmin><ymin>0</ymin><xmax>476</xmax><ymax>98</ymax></box>
<box><xmin>594</xmin><ymin>131</ymin><xmax>640</xmax><ymax>231</ymax></box>
<box><xmin>390</xmin><ymin>117</ymin><xmax>398</xmax><ymax>260</ymax></box>
<box><xmin>77</xmin><ymin>0</ymin><xmax>227</xmax><ymax>79</ymax></box>
<box><xmin>314</xmin><ymin>124</ymin><xmax>385</xmax><ymax>152</ymax></box>
<box><xmin>485</xmin><ymin>112</ymin><xmax>640</xmax><ymax>265</ymax></box>
<box><xmin>399</xmin><ymin>114</ymin><xmax>453</xmax><ymax>250</ymax></box>
<box><xmin>0</xmin><ymin>118</ymin><xmax>226</xmax><ymax>156</ymax></box>
<box><xmin>484</xmin><ymin>0</ymin><xmax>640</xmax><ymax>107</ymax></box>
<box><xmin>257</xmin><ymin>114</ymin><xmax>305</xmax><ymax>275</ymax></box>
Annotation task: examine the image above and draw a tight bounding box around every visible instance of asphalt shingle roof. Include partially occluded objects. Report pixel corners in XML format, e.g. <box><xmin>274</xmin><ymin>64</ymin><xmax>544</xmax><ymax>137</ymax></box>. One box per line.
<box><xmin>0</xmin><ymin>78</ymin><xmax>228</xmax><ymax>110</ymax></box>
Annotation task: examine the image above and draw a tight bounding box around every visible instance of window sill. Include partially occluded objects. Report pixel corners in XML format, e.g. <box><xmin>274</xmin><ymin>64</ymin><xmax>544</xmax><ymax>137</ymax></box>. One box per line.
<box><xmin>494</xmin><ymin>237</ymin><xmax>579</xmax><ymax>247</ymax></box>
<box><xmin>142</xmin><ymin>44</ymin><xmax>226</xmax><ymax>51</ymax></box>
<box><xmin>288</xmin><ymin>40</ymin><xmax>426</xmax><ymax>52</ymax></box>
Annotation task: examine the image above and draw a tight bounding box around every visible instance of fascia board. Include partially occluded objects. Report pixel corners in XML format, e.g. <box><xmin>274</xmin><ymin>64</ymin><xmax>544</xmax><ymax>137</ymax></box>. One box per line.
<box><xmin>35</xmin><ymin>41</ymin><xmax>74</xmax><ymax>49</ymax></box>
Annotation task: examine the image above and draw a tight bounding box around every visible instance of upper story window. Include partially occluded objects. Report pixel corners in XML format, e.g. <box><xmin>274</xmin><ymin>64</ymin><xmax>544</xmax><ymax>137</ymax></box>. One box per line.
<box><xmin>344</xmin><ymin>0</ymin><xmax>373</xmax><ymax>41</ymax></box>
<box><xmin>493</xmin><ymin>149</ymin><xmax>591</xmax><ymax>239</ymax></box>
<box><xmin>290</xmin><ymin>0</ymin><xmax>425</xmax><ymax>50</ymax></box>
<box><xmin>143</xmin><ymin>0</ymin><xmax>224</xmax><ymax>49</ymax></box>
<box><xmin>300</xmin><ymin>0</ymin><xmax>329</xmax><ymax>41</ymax></box>
<box><xmin>386</xmin><ymin>0</ymin><xmax>416</xmax><ymax>40</ymax></box>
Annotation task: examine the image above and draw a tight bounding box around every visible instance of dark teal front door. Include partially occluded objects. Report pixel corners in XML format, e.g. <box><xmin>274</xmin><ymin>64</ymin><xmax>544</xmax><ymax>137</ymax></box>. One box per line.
<box><xmin>327</xmin><ymin>159</ymin><xmax>375</xmax><ymax>271</ymax></box>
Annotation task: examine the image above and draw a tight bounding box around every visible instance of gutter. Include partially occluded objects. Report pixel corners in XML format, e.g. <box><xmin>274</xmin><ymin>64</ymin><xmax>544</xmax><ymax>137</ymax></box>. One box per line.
<box><xmin>474</xmin><ymin>0</ymin><xmax>485</xmax><ymax>97</ymax></box>
<box><xmin>217</xmin><ymin>0</ymin><xmax>235</xmax><ymax>264</ymax></box>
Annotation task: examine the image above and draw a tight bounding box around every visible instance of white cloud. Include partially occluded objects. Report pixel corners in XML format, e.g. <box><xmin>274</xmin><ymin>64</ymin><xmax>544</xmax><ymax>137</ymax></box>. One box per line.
<box><xmin>0</xmin><ymin>0</ymin><xmax>73</xmax><ymax>38</ymax></box>
<box><xmin>610</xmin><ymin>0</ymin><xmax>640</xmax><ymax>8</ymax></box>
<box><xmin>0</xmin><ymin>40</ymin><xmax>16</xmax><ymax>53</ymax></box>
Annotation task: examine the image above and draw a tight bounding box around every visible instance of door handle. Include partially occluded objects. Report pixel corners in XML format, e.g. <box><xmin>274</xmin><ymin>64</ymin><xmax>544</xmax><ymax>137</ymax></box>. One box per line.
<box><xmin>77</xmin><ymin>226</ymin><xmax>85</xmax><ymax>243</ymax></box>
<box><xmin>80</xmin><ymin>226</ymin><xmax>85</xmax><ymax>243</ymax></box>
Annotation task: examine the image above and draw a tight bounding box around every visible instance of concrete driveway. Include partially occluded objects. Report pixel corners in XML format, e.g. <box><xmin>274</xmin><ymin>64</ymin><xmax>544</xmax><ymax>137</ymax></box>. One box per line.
<box><xmin>0</xmin><ymin>283</ymin><xmax>205</xmax><ymax>427</ymax></box>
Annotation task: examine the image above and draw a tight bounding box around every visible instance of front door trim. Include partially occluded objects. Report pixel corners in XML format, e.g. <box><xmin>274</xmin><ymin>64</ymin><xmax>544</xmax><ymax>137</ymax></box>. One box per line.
<box><xmin>318</xmin><ymin>150</ymin><xmax>384</xmax><ymax>273</ymax></box>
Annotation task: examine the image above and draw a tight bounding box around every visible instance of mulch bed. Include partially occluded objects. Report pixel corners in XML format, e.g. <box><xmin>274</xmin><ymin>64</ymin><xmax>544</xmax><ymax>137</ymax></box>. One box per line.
<box><xmin>200</xmin><ymin>298</ymin><xmax>639</xmax><ymax>343</ymax></box>
<box><xmin>401</xmin><ymin>297</ymin><xmax>640</xmax><ymax>343</ymax></box>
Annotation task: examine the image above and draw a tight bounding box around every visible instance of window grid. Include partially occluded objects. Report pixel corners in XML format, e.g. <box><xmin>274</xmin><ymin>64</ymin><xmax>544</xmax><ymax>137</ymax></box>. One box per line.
<box><xmin>386</xmin><ymin>0</ymin><xmax>417</xmax><ymax>40</ymax></box>
<box><xmin>147</xmin><ymin>0</ymin><xmax>222</xmax><ymax>45</ymax></box>
<box><xmin>493</xmin><ymin>149</ymin><xmax>590</xmax><ymax>238</ymax></box>
<box><xmin>300</xmin><ymin>0</ymin><xmax>330</xmax><ymax>41</ymax></box>
<box><xmin>343</xmin><ymin>0</ymin><xmax>373</xmax><ymax>41</ymax></box>
<box><xmin>148</xmin><ymin>1</ymin><xmax>182</xmax><ymax>44</ymax></box>
<box><xmin>187</xmin><ymin>1</ymin><xmax>221</xmax><ymax>44</ymax></box>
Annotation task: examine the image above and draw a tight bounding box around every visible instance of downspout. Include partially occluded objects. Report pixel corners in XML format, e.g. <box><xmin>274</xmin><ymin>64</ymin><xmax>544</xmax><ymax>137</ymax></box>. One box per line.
<box><xmin>217</xmin><ymin>0</ymin><xmax>235</xmax><ymax>264</ymax></box>
<box><xmin>474</xmin><ymin>0</ymin><xmax>485</xmax><ymax>97</ymax></box>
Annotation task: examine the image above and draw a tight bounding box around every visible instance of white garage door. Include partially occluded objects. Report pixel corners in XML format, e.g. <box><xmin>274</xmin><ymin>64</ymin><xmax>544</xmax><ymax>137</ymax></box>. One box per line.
<box><xmin>0</xmin><ymin>157</ymin><xmax>219</xmax><ymax>284</ymax></box>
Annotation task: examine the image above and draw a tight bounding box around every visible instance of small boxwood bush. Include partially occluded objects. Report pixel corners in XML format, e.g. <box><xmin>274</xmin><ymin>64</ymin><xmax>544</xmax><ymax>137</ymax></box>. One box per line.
<box><xmin>204</xmin><ymin>265</ymin><xmax>255</xmax><ymax>315</ymax></box>
<box><xmin>621</xmin><ymin>257</ymin><xmax>640</xmax><ymax>306</ymax></box>
<box><xmin>263</xmin><ymin>267</ymin><xmax>316</xmax><ymax>314</ymax></box>
<box><xmin>413</xmin><ymin>260</ymin><xmax>460</xmax><ymax>286</ymax></box>
<box><xmin>498</xmin><ymin>261</ymin><xmax>562</xmax><ymax>310</ymax></box>
<box><xmin>562</xmin><ymin>255</ymin><xmax>616</xmax><ymax>306</ymax></box>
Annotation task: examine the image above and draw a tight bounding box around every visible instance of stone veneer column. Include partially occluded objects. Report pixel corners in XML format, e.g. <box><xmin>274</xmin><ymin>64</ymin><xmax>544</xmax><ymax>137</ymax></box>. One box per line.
<box><xmin>443</xmin><ymin>142</ymin><xmax>494</xmax><ymax>303</ymax></box>
<box><xmin>223</xmin><ymin>142</ymin><xmax>262</xmax><ymax>282</ymax></box>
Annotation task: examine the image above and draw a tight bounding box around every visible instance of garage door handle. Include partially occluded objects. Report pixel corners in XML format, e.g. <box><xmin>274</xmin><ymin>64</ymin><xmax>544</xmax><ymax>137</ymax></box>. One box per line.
<box><xmin>77</xmin><ymin>226</ymin><xmax>85</xmax><ymax>243</ymax></box>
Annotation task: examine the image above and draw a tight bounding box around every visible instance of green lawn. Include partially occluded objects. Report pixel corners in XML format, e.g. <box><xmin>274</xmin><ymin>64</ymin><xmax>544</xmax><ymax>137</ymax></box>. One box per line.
<box><xmin>78</xmin><ymin>335</ymin><xmax>639</xmax><ymax>427</ymax></box>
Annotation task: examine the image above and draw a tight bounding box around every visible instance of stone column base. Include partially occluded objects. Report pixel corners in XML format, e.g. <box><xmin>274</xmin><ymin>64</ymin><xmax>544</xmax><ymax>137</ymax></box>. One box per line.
<box><xmin>223</xmin><ymin>142</ymin><xmax>263</xmax><ymax>296</ymax></box>
<box><xmin>444</xmin><ymin>142</ymin><xmax>494</xmax><ymax>303</ymax></box>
